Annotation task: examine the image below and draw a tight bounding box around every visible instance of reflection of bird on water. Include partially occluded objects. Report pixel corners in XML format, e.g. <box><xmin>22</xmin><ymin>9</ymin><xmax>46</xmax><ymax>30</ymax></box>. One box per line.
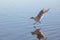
<box><xmin>31</xmin><ymin>26</ymin><xmax>47</xmax><ymax>40</ymax></box>
<box><xmin>30</xmin><ymin>8</ymin><xmax>49</xmax><ymax>25</ymax></box>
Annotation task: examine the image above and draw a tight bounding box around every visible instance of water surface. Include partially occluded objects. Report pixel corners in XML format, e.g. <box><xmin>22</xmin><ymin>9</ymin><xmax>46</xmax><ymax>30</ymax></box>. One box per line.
<box><xmin>0</xmin><ymin>0</ymin><xmax>60</xmax><ymax>40</ymax></box>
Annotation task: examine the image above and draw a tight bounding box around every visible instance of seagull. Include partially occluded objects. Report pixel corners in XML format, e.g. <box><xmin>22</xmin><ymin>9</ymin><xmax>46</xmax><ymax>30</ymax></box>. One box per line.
<box><xmin>30</xmin><ymin>8</ymin><xmax>49</xmax><ymax>25</ymax></box>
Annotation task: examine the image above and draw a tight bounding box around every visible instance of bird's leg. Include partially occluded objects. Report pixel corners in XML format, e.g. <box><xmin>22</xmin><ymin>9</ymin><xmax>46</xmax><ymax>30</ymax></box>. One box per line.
<box><xmin>33</xmin><ymin>22</ymin><xmax>37</xmax><ymax>25</ymax></box>
<box><xmin>33</xmin><ymin>22</ymin><xmax>36</xmax><ymax>25</ymax></box>
<box><xmin>39</xmin><ymin>21</ymin><xmax>41</xmax><ymax>24</ymax></box>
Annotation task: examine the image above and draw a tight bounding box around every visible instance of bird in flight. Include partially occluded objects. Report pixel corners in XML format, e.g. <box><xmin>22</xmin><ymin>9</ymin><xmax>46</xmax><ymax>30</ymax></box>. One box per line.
<box><xmin>30</xmin><ymin>8</ymin><xmax>49</xmax><ymax>25</ymax></box>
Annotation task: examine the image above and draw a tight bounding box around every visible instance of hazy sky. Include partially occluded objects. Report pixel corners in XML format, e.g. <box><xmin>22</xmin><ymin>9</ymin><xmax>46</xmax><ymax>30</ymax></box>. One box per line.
<box><xmin>0</xmin><ymin>0</ymin><xmax>59</xmax><ymax>8</ymax></box>
<box><xmin>0</xmin><ymin>0</ymin><xmax>60</xmax><ymax>12</ymax></box>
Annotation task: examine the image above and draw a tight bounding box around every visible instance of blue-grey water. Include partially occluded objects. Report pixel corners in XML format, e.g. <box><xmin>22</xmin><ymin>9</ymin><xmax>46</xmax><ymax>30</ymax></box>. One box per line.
<box><xmin>0</xmin><ymin>0</ymin><xmax>60</xmax><ymax>40</ymax></box>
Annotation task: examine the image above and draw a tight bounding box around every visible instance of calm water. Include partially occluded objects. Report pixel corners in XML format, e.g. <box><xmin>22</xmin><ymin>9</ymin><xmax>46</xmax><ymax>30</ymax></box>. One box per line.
<box><xmin>0</xmin><ymin>0</ymin><xmax>60</xmax><ymax>40</ymax></box>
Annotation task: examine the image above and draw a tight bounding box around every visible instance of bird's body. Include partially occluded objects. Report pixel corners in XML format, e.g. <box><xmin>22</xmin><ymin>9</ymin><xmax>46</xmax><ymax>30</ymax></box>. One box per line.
<box><xmin>30</xmin><ymin>8</ymin><xmax>49</xmax><ymax>24</ymax></box>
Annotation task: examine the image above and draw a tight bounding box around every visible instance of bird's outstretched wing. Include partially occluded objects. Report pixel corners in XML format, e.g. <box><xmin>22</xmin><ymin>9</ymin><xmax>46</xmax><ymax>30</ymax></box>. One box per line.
<box><xmin>36</xmin><ymin>9</ymin><xmax>44</xmax><ymax>19</ymax></box>
<box><xmin>36</xmin><ymin>9</ymin><xmax>49</xmax><ymax>20</ymax></box>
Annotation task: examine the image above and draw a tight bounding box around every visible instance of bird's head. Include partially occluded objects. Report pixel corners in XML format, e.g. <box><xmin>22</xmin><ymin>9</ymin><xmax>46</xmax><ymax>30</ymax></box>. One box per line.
<box><xmin>30</xmin><ymin>17</ymin><xmax>35</xmax><ymax>19</ymax></box>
